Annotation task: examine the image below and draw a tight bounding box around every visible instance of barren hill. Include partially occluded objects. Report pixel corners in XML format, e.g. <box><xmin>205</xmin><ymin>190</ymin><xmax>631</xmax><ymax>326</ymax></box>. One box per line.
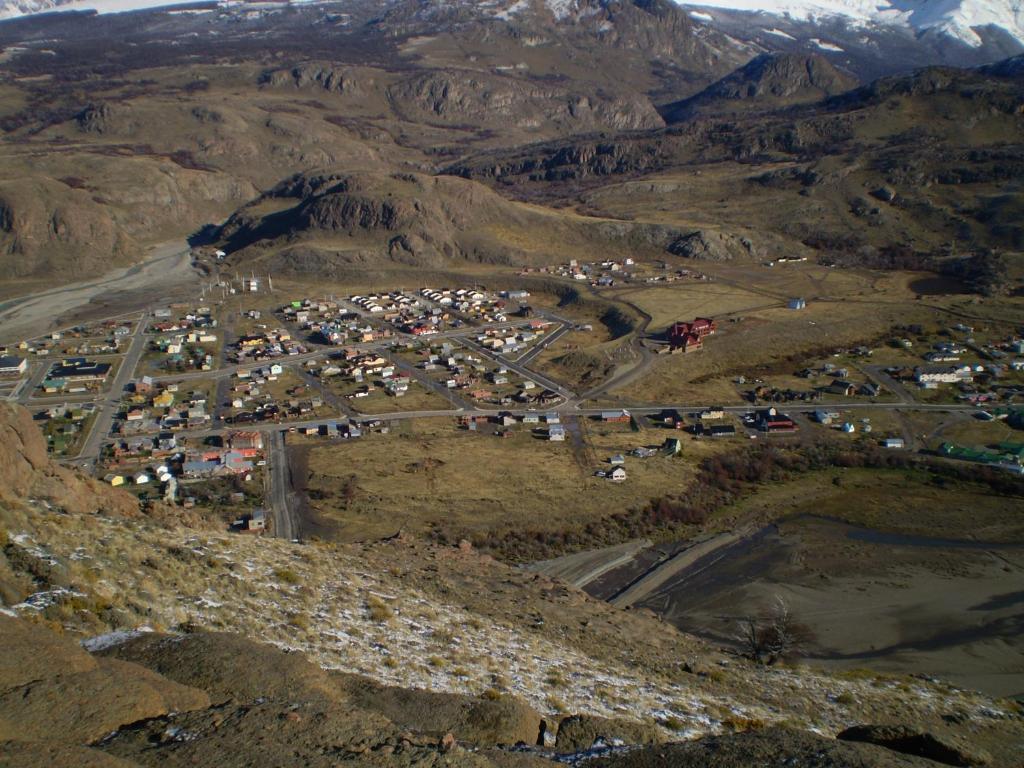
<box><xmin>0</xmin><ymin>403</ymin><xmax>1021</xmax><ymax>765</ymax></box>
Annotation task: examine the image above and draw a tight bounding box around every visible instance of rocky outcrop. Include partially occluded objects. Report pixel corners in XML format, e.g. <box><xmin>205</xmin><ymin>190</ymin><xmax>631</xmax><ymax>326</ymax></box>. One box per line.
<box><xmin>335</xmin><ymin>675</ymin><xmax>545</xmax><ymax>746</ymax></box>
<box><xmin>0</xmin><ymin>615</ymin><xmax>209</xmax><ymax>745</ymax></box>
<box><xmin>555</xmin><ymin>714</ymin><xmax>664</xmax><ymax>752</ymax></box>
<box><xmin>75</xmin><ymin>103</ymin><xmax>134</xmax><ymax>135</ymax></box>
<box><xmin>838</xmin><ymin>724</ymin><xmax>992</xmax><ymax>766</ymax></box>
<box><xmin>661</xmin><ymin>53</ymin><xmax>858</xmax><ymax>123</ymax></box>
<box><xmin>666</xmin><ymin>230</ymin><xmax>755</xmax><ymax>261</ymax></box>
<box><xmin>0</xmin><ymin>403</ymin><xmax>137</xmax><ymax>517</ymax></box>
<box><xmin>259</xmin><ymin>64</ymin><xmax>363</xmax><ymax>95</ymax></box>
<box><xmin>387</xmin><ymin>70</ymin><xmax>663</xmax><ymax>132</ymax></box>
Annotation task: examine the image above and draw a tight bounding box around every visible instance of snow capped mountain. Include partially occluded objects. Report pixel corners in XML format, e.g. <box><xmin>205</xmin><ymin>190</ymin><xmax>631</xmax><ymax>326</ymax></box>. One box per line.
<box><xmin>678</xmin><ymin>0</ymin><xmax>1024</xmax><ymax>47</ymax></box>
<box><xmin>0</xmin><ymin>0</ymin><xmax>212</xmax><ymax>19</ymax></box>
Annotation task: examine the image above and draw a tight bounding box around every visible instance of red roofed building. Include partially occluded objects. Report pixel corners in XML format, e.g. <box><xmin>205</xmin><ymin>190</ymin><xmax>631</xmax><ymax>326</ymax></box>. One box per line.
<box><xmin>668</xmin><ymin>317</ymin><xmax>715</xmax><ymax>351</ymax></box>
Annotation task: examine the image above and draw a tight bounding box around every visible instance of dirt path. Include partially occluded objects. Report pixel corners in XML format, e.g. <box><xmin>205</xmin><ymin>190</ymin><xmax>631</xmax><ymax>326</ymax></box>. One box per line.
<box><xmin>527</xmin><ymin>539</ymin><xmax>653</xmax><ymax>588</ymax></box>
<box><xmin>608</xmin><ymin>530</ymin><xmax>745</xmax><ymax>609</ymax></box>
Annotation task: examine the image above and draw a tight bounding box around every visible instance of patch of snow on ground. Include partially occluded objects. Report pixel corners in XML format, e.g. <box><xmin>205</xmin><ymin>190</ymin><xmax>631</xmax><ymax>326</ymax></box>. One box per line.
<box><xmin>81</xmin><ymin>628</ymin><xmax>152</xmax><ymax>652</ymax></box>
<box><xmin>763</xmin><ymin>26</ymin><xmax>796</xmax><ymax>38</ymax></box>
<box><xmin>810</xmin><ymin>36</ymin><xmax>844</xmax><ymax>50</ymax></box>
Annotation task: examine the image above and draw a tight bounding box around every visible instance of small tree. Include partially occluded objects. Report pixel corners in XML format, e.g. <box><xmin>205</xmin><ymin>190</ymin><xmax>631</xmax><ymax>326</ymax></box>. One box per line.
<box><xmin>736</xmin><ymin>596</ymin><xmax>812</xmax><ymax>665</ymax></box>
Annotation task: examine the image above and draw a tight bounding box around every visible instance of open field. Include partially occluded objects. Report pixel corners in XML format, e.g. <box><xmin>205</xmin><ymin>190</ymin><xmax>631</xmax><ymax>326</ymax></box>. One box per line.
<box><xmin>302</xmin><ymin>416</ymin><xmax>707</xmax><ymax>548</ymax></box>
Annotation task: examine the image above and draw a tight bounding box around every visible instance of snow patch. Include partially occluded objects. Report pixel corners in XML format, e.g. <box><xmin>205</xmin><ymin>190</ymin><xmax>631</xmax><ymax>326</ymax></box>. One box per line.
<box><xmin>81</xmin><ymin>628</ymin><xmax>152</xmax><ymax>652</ymax></box>
<box><xmin>677</xmin><ymin>0</ymin><xmax>1024</xmax><ymax>46</ymax></box>
<box><xmin>689</xmin><ymin>9</ymin><xmax>713</xmax><ymax>20</ymax></box>
<box><xmin>810</xmin><ymin>36</ymin><xmax>844</xmax><ymax>50</ymax></box>
<box><xmin>763</xmin><ymin>26</ymin><xmax>796</xmax><ymax>38</ymax></box>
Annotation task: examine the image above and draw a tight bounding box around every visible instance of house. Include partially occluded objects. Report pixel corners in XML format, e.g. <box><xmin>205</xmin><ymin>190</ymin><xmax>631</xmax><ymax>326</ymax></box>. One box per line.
<box><xmin>0</xmin><ymin>355</ymin><xmax>27</xmax><ymax>376</ymax></box>
<box><xmin>841</xmin><ymin>422</ymin><xmax>856</xmax><ymax>433</ymax></box>
<box><xmin>228</xmin><ymin>431</ymin><xmax>263</xmax><ymax>451</ymax></box>
<box><xmin>756</xmin><ymin>407</ymin><xmax>798</xmax><ymax>433</ymax></box>
<box><xmin>825</xmin><ymin>379</ymin><xmax>857</xmax><ymax>397</ymax></box>
<box><xmin>153</xmin><ymin>391</ymin><xmax>175</xmax><ymax>408</ymax></box>
<box><xmin>700</xmin><ymin>407</ymin><xmax>724</xmax><ymax>421</ymax></box>
<box><xmin>662</xmin><ymin>437</ymin><xmax>682</xmax><ymax>455</ymax></box>
<box><xmin>601</xmin><ymin>409</ymin><xmax>631</xmax><ymax>423</ymax></box>
<box><xmin>914</xmin><ymin>365</ymin><xmax>973</xmax><ymax>386</ymax></box>
<box><xmin>814</xmin><ymin>409</ymin><xmax>839</xmax><ymax>425</ymax></box>
<box><xmin>882</xmin><ymin>437</ymin><xmax>905</xmax><ymax>449</ymax></box>
<box><xmin>668</xmin><ymin>318</ymin><xmax>716</xmax><ymax>350</ymax></box>
<box><xmin>859</xmin><ymin>382</ymin><xmax>881</xmax><ymax>397</ymax></box>
<box><xmin>609</xmin><ymin>454</ymin><xmax>625</xmax><ymax>466</ymax></box>
<box><xmin>48</xmin><ymin>358</ymin><xmax>111</xmax><ymax>383</ymax></box>
<box><xmin>522</xmin><ymin>413</ymin><xmax>540</xmax><ymax>424</ymax></box>
<box><xmin>105</xmin><ymin>474</ymin><xmax>126</xmax><ymax>487</ymax></box>
<box><xmin>548</xmin><ymin>424</ymin><xmax>566</xmax><ymax>441</ymax></box>
<box><xmin>788</xmin><ymin>298</ymin><xmax>806</xmax><ymax>310</ymax></box>
<box><xmin>705</xmin><ymin>424</ymin><xmax>736</xmax><ymax>437</ymax></box>
<box><xmin>608</xmin><ymin>466</ymin><xmax>627</xmax><ymax>482</ymax></box>
<box><xmin>134</xmin><ymin>473</ymin><xmax>151</xmax><ymax>485</ymax></box>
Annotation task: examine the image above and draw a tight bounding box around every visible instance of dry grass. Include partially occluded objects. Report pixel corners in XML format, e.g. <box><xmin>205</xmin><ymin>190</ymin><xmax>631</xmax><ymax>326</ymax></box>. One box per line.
<box><xmin>304</xmin><ymin>417</ymin><xmax>704</xmax><ymax>544</ymax></box>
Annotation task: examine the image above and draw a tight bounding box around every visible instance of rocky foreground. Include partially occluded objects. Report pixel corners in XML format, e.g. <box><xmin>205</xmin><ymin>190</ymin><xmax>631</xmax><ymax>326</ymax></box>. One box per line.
<box><xmin>0</xmin><ymin>403</ymin><xmax>1021</xmax><ymax>766</ymax></box>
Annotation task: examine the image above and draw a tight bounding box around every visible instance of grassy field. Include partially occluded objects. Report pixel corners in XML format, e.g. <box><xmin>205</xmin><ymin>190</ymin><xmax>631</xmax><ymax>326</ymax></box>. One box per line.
<box><xmin>303</xmin><ymin>416</ymin><xmax>711</xmax><ymax>546</ymax></box>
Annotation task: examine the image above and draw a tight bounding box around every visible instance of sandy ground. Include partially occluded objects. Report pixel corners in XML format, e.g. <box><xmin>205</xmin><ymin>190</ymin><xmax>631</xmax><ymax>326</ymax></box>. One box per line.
<box><xmin>0</xmin><ymin>240</ymin><xmax>200</xmax><ymax>344</ymax></box>
<box><xmin>528</xmin><ymin>538</ymin><xmax>652</xmax><ymax>587</ymax></box>
<box><xmin>614</xmin><ymin>518</ymin><xmax>1024</xmax><ymax>699</ymax></box>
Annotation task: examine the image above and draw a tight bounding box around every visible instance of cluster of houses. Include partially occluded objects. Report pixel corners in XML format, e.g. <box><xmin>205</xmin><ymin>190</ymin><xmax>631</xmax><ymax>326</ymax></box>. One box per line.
<box><xmin>667</xmin><ymin>318</ymin><xmax>716</xmax><ymax>353</ymax></box>
<box><xmin>104</xmin><ymin>431</ymin><xmax>265</xmax><ymax>494</ymax></box>
<box><xmin>230</xmin><ymin>328</ymin><xmax>307</xmax><ymax>364</ymax></box>
<box><xmin>7</xmin><ymin>320</ymin><xmax>134</xmax><ymax>361</ymax></box>
<box><xmin>315</xmin><ymin>349</ymin><xmax>412</xmax><ymax>398</ymax></box>
<box><xmin>120</xmin><ymin>378</ymin><xmax>210</xmax><ymax>434</ymax></box>
<box><xmin>181</xmin><ymin>431</ymin><xmax>264</xmax><ymax>479</ymax></box>
<box><xmin>281</xmin><ymin>298</ymin><xmax>390</xmax><ymax>345</ymax></box>
<box><xmin>41</xmin><ymin>358</ymin><xmax>112</xmax><ymax>394</ymax></box>
<box><xmin>473</xmin><ymin>321</ymin><xmax>550</xmax><ymax>358</ymax></box>
<box><xmin>149</xmin><ymin>332</ymin><xmax>217</xmax><ymax>373</ymax></box>
<box><xmin>419</xmin><ymin>287</ymin><xmax>507</xmax><ymax>323</ymax></box>
<box><xmin>149</xmin><ymin>306</ymin><xmax>216</xmax><ymax>334</ymax></box>
<box><xmin>225</xmin><ymin>365</ymin><xmax>325</xmax><ymax>423</ymax></box>
<box><xmin>524</xmin><ymin>258</ymin><xmax>637</xmax><ymax>287</ymax></box>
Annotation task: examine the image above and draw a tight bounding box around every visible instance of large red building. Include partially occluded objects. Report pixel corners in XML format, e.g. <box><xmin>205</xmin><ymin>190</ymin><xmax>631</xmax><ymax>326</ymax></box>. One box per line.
<box><xmin>668</xmin><ymin>317</ymin><xmax>716</xmax><ymax>351</ymax></box>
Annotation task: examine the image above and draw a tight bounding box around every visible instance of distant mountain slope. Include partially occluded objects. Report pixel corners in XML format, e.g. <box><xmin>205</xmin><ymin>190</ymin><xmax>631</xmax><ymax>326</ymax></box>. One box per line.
<box><xmin>681</xmin><ymin>0</ymin><xmax>1024</xmax><ymax>47</ymax></box>
<box><xmin>660</xmin><ymin>52</ymin><xmax>858</xmax><ymax>121</ymax></box>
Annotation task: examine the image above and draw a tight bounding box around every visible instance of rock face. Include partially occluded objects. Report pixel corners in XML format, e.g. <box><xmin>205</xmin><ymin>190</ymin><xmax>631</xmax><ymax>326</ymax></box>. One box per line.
<box><xmin>0</xmin><ymin>615</ymin><xmax>210</xmax><ymax>745</ymax></box>
<box><xmin>0</xmin><ymin>403</ymin><xmax>137</xmax><ymax>517</ymax></box>
<box><xmin>555</xmin><ymin>714</ymin><xmax>664</xmax><ymax>752</ymax></box>
<box><xmin>666</xmin><ymin>230</ymin><xmax>754</xmax><ymax>261</ymax></box>
<box><xmin>259</xmin><ymin>64</ymin><xmax>363</xmax><ymax>95</ymax></box>
<box><xmin>387</xmin><ymin>70</ymin><xmax>664</xmax><ymax>132</ymax></box>
<box><xmin>660</xmin><ymin>53</ymin><xmax>859</xmax><ymax>122</ymax></box>
<box><xmin>837</xmin><ymin>724</ymin><xmax>992</xmax><ymax>766</ymax></box>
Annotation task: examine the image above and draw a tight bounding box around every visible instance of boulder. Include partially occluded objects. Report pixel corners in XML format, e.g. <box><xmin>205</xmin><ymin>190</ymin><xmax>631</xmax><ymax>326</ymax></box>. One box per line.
<box><xmin>333</xmin><ymin>674</ymin><xmax>545</xmax><ymax>747</ymax></box>
<box><xmin>555</xmin><ymin>714</ymin><xmax>664</xmax><ymax>752</ymax></box>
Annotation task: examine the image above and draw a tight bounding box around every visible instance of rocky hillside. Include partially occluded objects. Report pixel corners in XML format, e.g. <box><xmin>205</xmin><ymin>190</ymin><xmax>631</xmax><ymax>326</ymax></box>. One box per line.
<box><xmin>0</xmin><ymin>404</ymin><xmax>1021</xmax><ymax>765</ymax></box>
<box><xmin>216</xmin><ymin>169</ymin><xmax>684</xmax><ymax>274</ymax></box>
<box><xmin>659</xmin><ymin>53</ymin><xmax>859</xmax><ymax>122</ymax></box>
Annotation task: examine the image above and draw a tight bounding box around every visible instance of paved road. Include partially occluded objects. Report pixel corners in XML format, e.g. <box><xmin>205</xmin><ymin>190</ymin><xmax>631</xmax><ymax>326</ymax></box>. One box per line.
<box><xmin>73</xmin><ymin>312</ymin><xmax>150</xmax><ymax>473</ymax></box>
<box><xmin>267</xmin><ymin>428</ymin><xmax>299</xmax><ymax>541</ymax></box>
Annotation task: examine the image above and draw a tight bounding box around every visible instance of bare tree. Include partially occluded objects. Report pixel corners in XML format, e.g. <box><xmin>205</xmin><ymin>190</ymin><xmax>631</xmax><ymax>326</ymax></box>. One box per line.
<box><xmin>736</xmin><ymin>596</ymin><xmax>812</xmax><ymax>665</ymax></box>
